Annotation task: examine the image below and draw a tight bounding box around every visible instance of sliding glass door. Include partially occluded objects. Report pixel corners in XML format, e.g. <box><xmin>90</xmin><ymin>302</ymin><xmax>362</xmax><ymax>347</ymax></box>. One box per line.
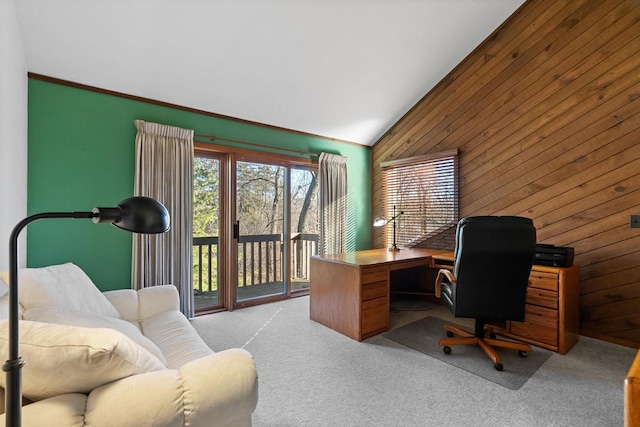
<box><xmin>235</xmin><ymin>160</ymin><xmax>286</xmax><ymax>303</ymax></box>
<box><xmin>290</xmin><ymin>167</ymin><xmax>318</xmax><ymax>292</ymax></box>
<box><xmin>193</xmin><ymin>155</ymin><xmax>223</xmax><ymax>311</ymax></box>
<box><xmin>193</xmin><ymin>148</ymin><xmax>318</xmax><ymax>313</ymax></box>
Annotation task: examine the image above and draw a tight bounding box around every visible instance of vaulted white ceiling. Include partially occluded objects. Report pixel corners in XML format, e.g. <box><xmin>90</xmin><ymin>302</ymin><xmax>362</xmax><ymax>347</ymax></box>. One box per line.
<box><xmin>15</xmin><ymin>0</ymin><xmax>525</xmax><ymax>145</ymax></box>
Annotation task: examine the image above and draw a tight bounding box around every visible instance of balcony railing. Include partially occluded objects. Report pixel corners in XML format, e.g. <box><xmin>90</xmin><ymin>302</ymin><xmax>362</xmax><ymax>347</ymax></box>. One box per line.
<box><xmin>192</xmin><ymin>233</ymin><xmax>319</xmax><ymax>299</ymax></box>
<box><xmin>193</xmin><ymin>236</ymin><xmax>219</xmax><ymax>295</ymax></box>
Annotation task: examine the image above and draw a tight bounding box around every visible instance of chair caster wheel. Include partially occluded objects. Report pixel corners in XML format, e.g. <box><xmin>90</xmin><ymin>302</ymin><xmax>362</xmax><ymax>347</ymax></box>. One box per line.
<box><xmin>489</xmin><ymin>333</ymin><xmax>497</xmax><ymax>339</ymax></box>
<box><xmin>494</xmin><ymin>363</ymin><xmax>503</xmax><ymax>371</ymax></box>
<box><xmin>446</xmin><ymin>331</ymin><xmax>454</xmax><ymax>338</ymax></box>
<box><xmin>518</xmin><ymin>350</ymin><xmax>528</xmax><ymax>358</ymax></box>
<box><xmin>443</xmin><ymin>346</ymin><xmax>452</xmax><ymax>355</ymax></box>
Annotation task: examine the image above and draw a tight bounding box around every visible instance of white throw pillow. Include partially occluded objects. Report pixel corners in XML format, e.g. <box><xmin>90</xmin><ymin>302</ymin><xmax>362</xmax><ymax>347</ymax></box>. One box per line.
<box><xmin>0</xmin><ymin>263</ymin><xmax>120</xmax><ymax>318</ymax></box>
<box><xmin>0</xmin><ymin>320</ymin><xmax>165</xmax><ymax>401</ymax></box>
<box><xmin>24</xmin><ymin>307</ymin><xmax>167</xmax><ymax>365</ymax></box>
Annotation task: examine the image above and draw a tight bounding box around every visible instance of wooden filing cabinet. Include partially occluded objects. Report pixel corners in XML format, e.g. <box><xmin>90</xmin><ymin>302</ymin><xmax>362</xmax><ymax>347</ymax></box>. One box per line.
<box><xmin>493</xmin><ymin>264</ymin><xmax>580</xmax><ymax>354</ymax></box>
<box><xmin>433</xmin><ymin>251</ymin><xmax>580</xmax><ymax>354</ymax></box>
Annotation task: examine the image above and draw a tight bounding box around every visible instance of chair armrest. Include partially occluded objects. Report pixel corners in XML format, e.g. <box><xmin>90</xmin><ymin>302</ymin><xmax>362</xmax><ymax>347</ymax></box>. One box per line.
<box><xmin>83</xmin><ymin>349</ymin><xmax>258</xmax><ymax>427</ymax></box>
<box><xmin>434</xmin><ymin>269</ymin><xmax>456</xmax><ymax>299</ymax></box>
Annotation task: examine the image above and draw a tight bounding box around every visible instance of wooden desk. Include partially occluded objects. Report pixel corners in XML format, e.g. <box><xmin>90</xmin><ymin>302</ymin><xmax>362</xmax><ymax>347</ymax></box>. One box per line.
<box><xmin>309</xmin><ymin>248</ymin><xmax>437</xmax><ymax>341</ymax></box>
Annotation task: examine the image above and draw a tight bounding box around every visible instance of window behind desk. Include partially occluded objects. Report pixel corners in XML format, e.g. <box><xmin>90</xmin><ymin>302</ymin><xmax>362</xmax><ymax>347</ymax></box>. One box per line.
<box><xmin>380</xmin><ymin>149</ymin><xmax>459</xmax><ymax>250</ymax></box>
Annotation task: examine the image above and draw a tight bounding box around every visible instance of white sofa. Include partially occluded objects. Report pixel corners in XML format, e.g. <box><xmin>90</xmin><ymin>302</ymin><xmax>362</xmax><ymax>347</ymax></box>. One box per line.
<box><xmin>0</xmin><ymin>263</ymin><xmax>259</xmax><ymax>426</ymax></box>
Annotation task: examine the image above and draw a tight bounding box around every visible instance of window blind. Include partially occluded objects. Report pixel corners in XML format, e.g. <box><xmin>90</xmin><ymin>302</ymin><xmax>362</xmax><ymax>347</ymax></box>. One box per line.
<box><xmin>380</xmin><ymin>150</ymin><xmax>459</xmax><ymax>249</ymax></box>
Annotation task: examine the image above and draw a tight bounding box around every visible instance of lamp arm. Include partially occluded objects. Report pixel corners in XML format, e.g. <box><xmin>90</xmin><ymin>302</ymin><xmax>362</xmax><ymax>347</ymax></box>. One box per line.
<box><xmin>3</xmin><ymin>199</ymin><xmax>168</xmax><ymax>427</ymax></box>
<box><xmin>7</xmin><ymin>212</ymin><xmax>94</xmax><ymax>353</ymax></box>
<box><xmin>4</xmin><ymin>211</ymin><xmax>94</xmax><ymax>427</ymax></box>
<box><xmin>389</xmin><ymin>211</ymin><xmax>404</xmax><ymax>222</ymax></box>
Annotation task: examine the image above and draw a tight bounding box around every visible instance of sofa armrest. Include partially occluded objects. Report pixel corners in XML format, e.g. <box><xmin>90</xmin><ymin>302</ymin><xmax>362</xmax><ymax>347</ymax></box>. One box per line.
<box><xmin>83</xmin><ymin>349</ymin><xmax>258</xmax><ymax>427</ymax></box>
<box><xmin>179</xmin><ymin>348</ymin><xmax>259</xmax><ymax>425</ymax></box>
<box><xmin>103</xmin><ymin>286</ymin><xmax>180</xmax><ymax>323</ymax></box>
<box><xmin>0</xmin><ymin>394</ymin><xmax>88</xmax><ymax>427</ymax></box>
<box><xmin>626</xmin><ymin>350</ymin><xmax>640</xmax><ymax>426</ymax></box>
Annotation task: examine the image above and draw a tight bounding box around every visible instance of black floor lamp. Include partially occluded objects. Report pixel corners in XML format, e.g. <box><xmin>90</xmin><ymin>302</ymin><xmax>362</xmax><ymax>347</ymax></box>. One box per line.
<box><xmin>373</xmin><ymin>205</ymin><xmax>404</xmax><ymax>251</ymax></box>
<box><xmin>3</xmin><ymin>196</ymin><xmax>170</xmax><ymax>427</ymax></box>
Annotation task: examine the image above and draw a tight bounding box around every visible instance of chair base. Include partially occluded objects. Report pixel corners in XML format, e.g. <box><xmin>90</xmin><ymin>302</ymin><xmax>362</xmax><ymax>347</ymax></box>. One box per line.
<box><xmin>439</xmin><ymin>322</ymin><xmax>532</xmax><ymax>371</ymax></box>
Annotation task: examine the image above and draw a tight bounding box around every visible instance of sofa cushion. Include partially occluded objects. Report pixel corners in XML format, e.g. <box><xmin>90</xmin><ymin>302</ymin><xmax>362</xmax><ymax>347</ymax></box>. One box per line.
<box><xmin>142</xmin><ymin>310</ymin><xmax>213</xmax><ymax>369</ymax></box>
<box><xmin>0</xmin><ymin>263</ymin><xmax>120</xmax><ymax>318</ymax></box>
<box><xmin>0</xmin><ymin>320</ymin><xmax>165</xmax><ymax>401</ymax></box>
<box><xmin>102</xmin><ymin>289</ymin><xmax>140</xmax><ymax>322</ymax></box>
<box><xmin>24</xmin><ymin>307</ymin><xmax>167</xmax><ymax>365</ymax></box>
<box><xmin>103</xmin><ymin>286</ymin><xmax>181</xmax><ymax>324</ymax></box>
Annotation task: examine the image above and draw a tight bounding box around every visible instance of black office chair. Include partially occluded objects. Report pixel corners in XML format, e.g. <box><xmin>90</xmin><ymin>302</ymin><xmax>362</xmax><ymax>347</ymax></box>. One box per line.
<box><xmin>435</xmin><ymin>216</ymin><xmax>536</xmax><ymax>371</ymax></box>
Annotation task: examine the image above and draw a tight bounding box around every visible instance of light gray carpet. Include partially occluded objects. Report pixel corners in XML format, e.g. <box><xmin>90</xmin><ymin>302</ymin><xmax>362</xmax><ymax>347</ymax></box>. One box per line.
<box><xmin>191</xmin><ymin>296</ymin><xmax>637</xmax><ymax>427</ymax></box>
<box><xmin>382</xmin><ymin>316</ymin><xmax>552</xmax><ymax>390</ymax></box>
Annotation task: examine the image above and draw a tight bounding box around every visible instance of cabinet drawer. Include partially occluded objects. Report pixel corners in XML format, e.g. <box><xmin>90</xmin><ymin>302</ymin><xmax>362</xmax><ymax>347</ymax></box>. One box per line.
<box><xmin>362</xmin><ymin>280</ymin><xmax>387</xmax><ymax>301</ymax></box>
<box><xmin>363</xmin><ymin>266</ymin><xmax>388</xmax><ymax>284</ymax></box>
<box><xmin>526</xmin><ymin>288</ymin><xmax>559</xmax><ymax>310</ymax></box>
<box><xmin>526</xmin><ymin>303</ymin><xmax>558</xmax><ymax>319</ymax></box>
<box><xmin>511</xmin><ymin>305</ymin><xmax>558</xmax><ymax>346</ymax></box>
<box><xmin>529</xmin><ymin>270</ymin><xmax>559</xmax><ymax>291</ymax></box>
<box><xmin>362</xmin><ymin>298</ymin><xmax>387</xmax><ymax>334</ymax></box>
<box><xmin>511</xmin><ymin>319</ymin><xmax>557</xmax><ymax>347</ymax></box>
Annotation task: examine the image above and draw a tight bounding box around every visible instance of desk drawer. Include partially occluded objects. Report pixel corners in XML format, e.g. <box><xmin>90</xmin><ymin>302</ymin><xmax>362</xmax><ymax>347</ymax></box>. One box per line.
<box><xmin>362</xmin><ymin>297</ymin><xmax>387</xmax><ymax>335</ymax></box>
<box><xmin>363</xmin><ymin>266</ymin><xmax>388</xmax><ymax>284</ymax></box>
<box><xmin>390</xmin><ymin>259</ymin><xmax>431</xmax><ymax>271</ymax></box>
<box><xmin>362</xmin><ymin>280</ymin><xmax>387</xmax><ymax>301</ymax></box>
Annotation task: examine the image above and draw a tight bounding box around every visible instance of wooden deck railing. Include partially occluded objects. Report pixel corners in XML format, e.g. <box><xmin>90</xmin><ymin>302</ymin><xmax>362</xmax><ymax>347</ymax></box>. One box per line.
<box><xmin>291</xmin><ymin>233</ymin><xmax>319</xmax><ymax>279</ymax></box>
<box><xmin>193</xmin><ymin>236</ymin><xmax>218</xmax><ymax>294</ymax></box>
<box><xmin>192</xmin><ymin>233</ymin><xmax>318</xmax><ymax>294</ymax></box>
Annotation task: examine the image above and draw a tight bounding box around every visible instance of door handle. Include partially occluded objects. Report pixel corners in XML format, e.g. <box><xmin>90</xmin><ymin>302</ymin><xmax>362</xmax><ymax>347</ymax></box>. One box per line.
<box><xmin>233</xmin><ymin>220</ymin><xmax>240</xmax><ymax>239</ymax></box>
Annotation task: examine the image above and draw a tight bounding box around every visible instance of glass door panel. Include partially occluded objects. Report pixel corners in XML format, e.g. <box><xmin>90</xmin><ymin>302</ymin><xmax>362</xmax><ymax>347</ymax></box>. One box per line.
<box><xmin>192</xmin><ymin>156</ymin><xmax>222</xmax><ymax>311</ymax></box>
<box><xmin>235</xmin><ymin>160</ymin><xmax>285</xmax><ymax>302</ymax></box>
<box><xmin>290</xmin><ymin>167</ymin><xmax>318</xmax><ymax>293</ymax></box>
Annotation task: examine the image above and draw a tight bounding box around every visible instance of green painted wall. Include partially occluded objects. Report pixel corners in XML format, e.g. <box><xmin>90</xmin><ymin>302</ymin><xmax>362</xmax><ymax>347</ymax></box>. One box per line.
<box><xmin>27</xmin><ymin>78</ymin><xmax>371</xmax><ymax>291</ymax></box>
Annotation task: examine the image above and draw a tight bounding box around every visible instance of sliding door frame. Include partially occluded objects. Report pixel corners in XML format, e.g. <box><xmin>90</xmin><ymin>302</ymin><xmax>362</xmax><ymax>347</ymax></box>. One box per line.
<box><xmin>195</xmin><ymin>142</ymin><xmax>316</xmax><ymax>313</ymax></box>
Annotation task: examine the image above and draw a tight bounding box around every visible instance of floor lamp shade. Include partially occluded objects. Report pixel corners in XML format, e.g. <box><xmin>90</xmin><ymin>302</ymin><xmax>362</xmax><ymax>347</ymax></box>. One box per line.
<box><xmin>93</xmin><ymin>196</ymin><xmax>170</xmax><ymax>233</ymax></box>
<box><xmin>3</xmin><ymin>196</ymin><xmax>170</xmax><ymax>427</ymax></box>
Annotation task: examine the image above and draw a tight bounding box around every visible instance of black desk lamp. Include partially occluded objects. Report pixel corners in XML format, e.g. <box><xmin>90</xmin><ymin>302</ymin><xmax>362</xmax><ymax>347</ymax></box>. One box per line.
<box><xmin>373</xmin><ymin>205</ymin><xmax>404</xmax><ymax>252</ymax></box>
<box><xmin>3</xmin><ymin>196</ymin><xmax>170</xmax><ymax>427</ymax></box>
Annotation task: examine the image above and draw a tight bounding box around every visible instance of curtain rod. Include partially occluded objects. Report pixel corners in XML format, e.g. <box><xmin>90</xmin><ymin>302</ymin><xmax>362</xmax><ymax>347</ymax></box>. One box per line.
<box><xmin>194</xmin><ymin>133</ymin><xmax>319</xmax><ymax>158</ymax></box>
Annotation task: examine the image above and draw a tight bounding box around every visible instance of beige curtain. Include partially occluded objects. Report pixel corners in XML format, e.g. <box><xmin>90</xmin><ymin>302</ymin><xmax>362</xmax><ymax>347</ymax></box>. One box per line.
<box><xmin>132</xmin><ymin>120</ymin><xmax>195</xmax><ymax>318</ymax></box>
<box><xmin>318</xmin><ymin>153</ymin><xmax>348</xmax><ymax>255</ymax></box>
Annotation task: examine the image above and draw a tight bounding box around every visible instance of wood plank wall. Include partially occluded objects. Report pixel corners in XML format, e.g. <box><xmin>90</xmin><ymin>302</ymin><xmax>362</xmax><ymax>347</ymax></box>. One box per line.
<box><xmin>371</xmin><ymin>0</ymin><xmax>640</xmax><ymax>348</ymax></box>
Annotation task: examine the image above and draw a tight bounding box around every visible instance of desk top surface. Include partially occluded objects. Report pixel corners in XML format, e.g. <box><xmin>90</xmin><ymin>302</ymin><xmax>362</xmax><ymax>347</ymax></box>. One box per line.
<box><xmin>312</xmin><ymin>248</ymin><xmax>445</xmax><ymax>267</ymax></box>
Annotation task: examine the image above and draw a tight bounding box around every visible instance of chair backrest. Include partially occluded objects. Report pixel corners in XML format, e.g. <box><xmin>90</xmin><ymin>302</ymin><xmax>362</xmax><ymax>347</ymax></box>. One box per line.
<box><xmin>451</xmin><ymin>216</ymin><xmax>536</xmax><ymax>321</ymax></box>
